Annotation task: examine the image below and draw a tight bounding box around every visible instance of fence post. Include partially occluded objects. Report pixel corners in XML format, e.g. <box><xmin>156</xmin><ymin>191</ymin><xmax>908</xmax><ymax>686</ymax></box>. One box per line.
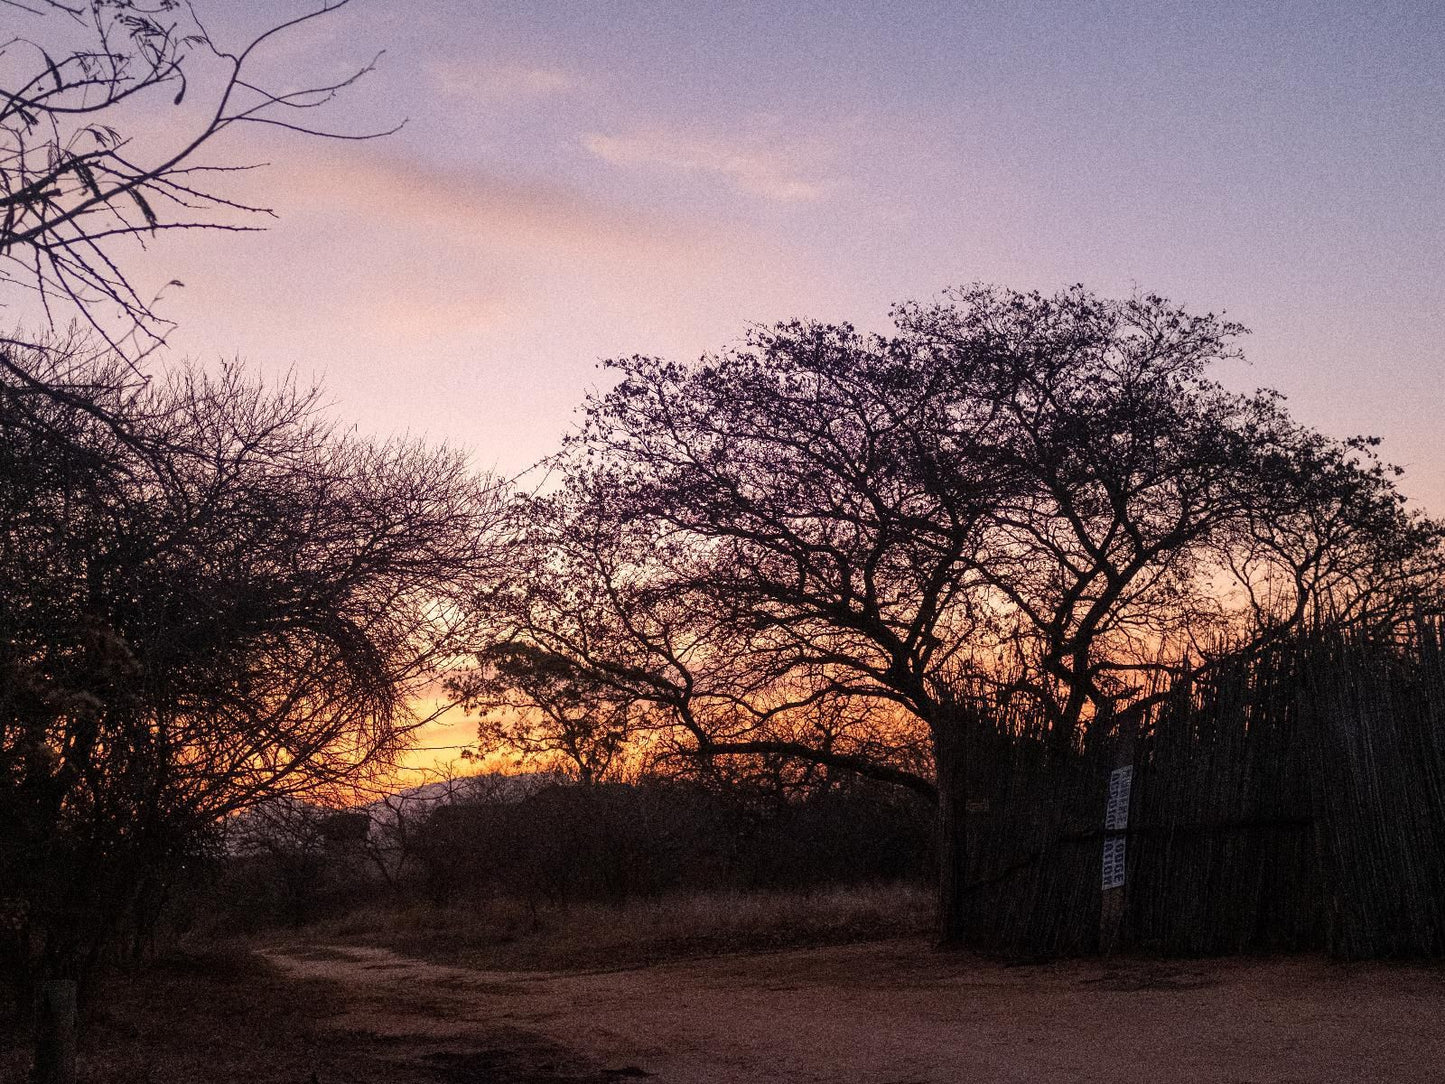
<box><xmin>1099</xmin><ymin>720</ymin><xmax>1134</xmax><ymax>954</ymax></box>
<box><xmin>32</xmin><ymin>978</ymin><xmax>77</xmax><ymax>1084</ymax></box>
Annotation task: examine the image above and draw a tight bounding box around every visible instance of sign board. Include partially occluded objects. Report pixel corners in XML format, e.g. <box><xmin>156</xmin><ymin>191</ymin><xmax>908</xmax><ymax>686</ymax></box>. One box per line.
<box><xmin>1101</xmin><ymin>836</ymin><xmax>1127</xmax><ymax>890</ymax></box>
<box><xmin>1101</xmin><ymin>765</ymin><xmax>1133</xmax><ymax>890</ymax></box>
<box><xmin>1104</xmin><ymin>765</ymin><xmax>1133</xmax><ymax>830</ymax></box>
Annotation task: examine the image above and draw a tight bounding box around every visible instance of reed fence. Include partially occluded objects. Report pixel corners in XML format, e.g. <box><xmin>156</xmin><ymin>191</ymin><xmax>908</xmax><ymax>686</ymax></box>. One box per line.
<box><xmin>961</xmin><ymin>624</ymin><xmax>1445</xmax><ymax>957</ymax></box>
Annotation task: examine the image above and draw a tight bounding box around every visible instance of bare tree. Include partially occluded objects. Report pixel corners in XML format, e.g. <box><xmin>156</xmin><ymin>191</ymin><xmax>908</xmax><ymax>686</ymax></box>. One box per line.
<box><xmin>462</xmin><ymin>642</ymin><xmax>636</xmax><ymax>784</ymax></box>
<box><xmin>0</xmin><ymin>337</ymin><xmax>501</xmax><ymax>1007</ymax></box>
<box><xmin>463</xmin><ymin>477</ymin><xmax>938</xmax><ymax>798</ymax></box>
<box><xmin>897</xmin><ymin>289</ymin><xmax>1444</xmax><ymax>744</ymax></box>
<box><xmin>1</xmin><ymin>0</ymin><xmax>395</xmax><ymax>363</ymax></box>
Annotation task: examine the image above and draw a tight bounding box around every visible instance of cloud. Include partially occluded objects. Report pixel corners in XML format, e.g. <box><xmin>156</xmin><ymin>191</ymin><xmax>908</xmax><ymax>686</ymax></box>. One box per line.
<box><xmin>272</xmin><ymin>145</ymin><xmax>701</xmax><ymax>260</ymax></box>
<box><xmin>582</xmin><ymin>126</ymin><xmax>832</xmax><ymax>202</ymax></box>
<box><xmin>429</xmin><ymin>62</ymin><xmax>573</xmax><ymax>104</ymax></box>
<box><xmin>165</xmin><ymin>140</ymin><xmax>810</xmax><ymax>363</ymax></box>
<box><xmin>151</xmin><ymin>134</ymin><xmax>838</xmax><ymax>548</ymax></box>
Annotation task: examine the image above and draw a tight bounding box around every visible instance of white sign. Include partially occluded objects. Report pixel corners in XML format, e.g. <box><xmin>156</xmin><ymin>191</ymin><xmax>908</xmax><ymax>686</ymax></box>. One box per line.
<box><xmin>1102</xmin><ymin>836</ymin><xmax>1127</xmax><ymax>890</ymax></box>
<box><xmin>1101</xmin><ymin>765</ymin><xmax>1133</xmax><ymax>890</ymax></box>
<box><xmin>1104</xmin><ymin>765</ymin><xmax>1133</xmax><ymax>830</ymax></box>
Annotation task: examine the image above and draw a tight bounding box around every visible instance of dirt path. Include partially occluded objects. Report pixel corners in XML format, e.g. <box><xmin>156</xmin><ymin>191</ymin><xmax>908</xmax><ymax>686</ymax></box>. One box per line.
<box><xmin>263</xmin><ymin>939</ymin><xmax>1445</xmax><ymax>1083</ymax></box>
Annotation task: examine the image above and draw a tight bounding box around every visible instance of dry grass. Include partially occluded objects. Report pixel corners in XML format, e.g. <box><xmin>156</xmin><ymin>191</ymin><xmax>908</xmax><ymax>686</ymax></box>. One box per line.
<box><xmin>299</xmin><ymin>881</ymin><xmax>934</xmax><ymax>972</ymax></box>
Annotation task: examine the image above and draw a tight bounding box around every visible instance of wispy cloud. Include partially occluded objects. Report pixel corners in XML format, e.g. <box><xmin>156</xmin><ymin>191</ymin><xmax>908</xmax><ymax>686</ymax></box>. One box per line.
<box><xmin>182</xmin><ymin>142</ymin><xmax>803</xmax><ymax>351</ymax></box>
<box><xmin>275</xmin><ymin>146</ymin><xmax>697</xmax><ymax>258</ymax></box>
<box><xmin>429</xmin><ymin>61</ymin><xmax>574</xmax><ymax>103</ymax></box>
<box><xmin>582</xmin><ymin>125</ymin><xmax>833</xmax><ymax>202</ymax></box>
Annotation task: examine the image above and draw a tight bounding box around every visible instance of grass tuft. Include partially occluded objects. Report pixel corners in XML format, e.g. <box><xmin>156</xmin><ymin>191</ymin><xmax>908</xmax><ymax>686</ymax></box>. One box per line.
<box><xmin>302</xmin><ymin>881</ymin><xmax>933</xmax><ymax>971</ymax></box>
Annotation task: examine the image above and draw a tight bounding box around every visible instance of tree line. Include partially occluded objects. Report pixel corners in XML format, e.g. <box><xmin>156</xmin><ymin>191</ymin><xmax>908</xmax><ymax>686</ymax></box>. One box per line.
<box><xmin>206</xmin><ymin>773</ymin><xmax>935</xmax><ymax>931</ymax></box>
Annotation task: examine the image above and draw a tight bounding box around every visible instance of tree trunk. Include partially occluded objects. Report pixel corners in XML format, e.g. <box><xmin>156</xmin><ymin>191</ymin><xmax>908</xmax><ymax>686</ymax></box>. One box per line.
<box><xmin>934</xmin><ymin>733</ymin><xmax>970</xmax><ymax>947</ymax></box>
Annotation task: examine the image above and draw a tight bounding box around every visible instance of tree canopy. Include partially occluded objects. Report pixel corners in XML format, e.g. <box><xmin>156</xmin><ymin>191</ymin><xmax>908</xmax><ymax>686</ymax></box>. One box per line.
<box><xmin>472</xmin><ymin>285</ymin><xmax>1444</xmax><ymax>942</ymax></box>
<box><xmin>0</xmin><ymin>337</ymin><xmax>500</xmax><ymax>990</ymax></box>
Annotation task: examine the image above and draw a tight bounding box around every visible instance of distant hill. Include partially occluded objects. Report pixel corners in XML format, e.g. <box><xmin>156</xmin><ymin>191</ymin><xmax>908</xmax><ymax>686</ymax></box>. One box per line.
<box><xmin>361</xmin><ymin>770</ymin><xmax>568</xmax><ymax>824</ymax></box>
<box><xmin>221</xmin><ymin>770</ymin><xmax>572</xmax><ymax>853</ymax></box>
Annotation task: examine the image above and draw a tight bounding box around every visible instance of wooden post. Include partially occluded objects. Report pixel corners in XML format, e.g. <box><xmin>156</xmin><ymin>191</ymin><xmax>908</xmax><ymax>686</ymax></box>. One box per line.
<box><xmin>1099</xmin><ymin>724</ymin><xmax>1134</xmax><ymax>955</ymax></box>
<box><xmin>32</xmin><ymin>979</ymin><xmax>77</xmax><ymax>1084</ymax></box>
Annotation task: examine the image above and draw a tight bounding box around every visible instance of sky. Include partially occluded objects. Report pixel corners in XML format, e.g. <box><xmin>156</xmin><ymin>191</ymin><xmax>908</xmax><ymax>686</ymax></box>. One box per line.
<box><xmin>12</xmin><ymin>0</ymin><xmax>1444</xmax><ymax>768</ymax></box>
<box><xmin>127</xmin><ymin>0</ymin><xmax>1442</xmax><ymax>494</ymax></box>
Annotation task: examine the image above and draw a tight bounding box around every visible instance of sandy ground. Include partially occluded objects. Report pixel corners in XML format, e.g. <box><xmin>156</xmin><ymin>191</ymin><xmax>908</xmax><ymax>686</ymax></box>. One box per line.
<box><xmin>263</xmin><ymin>939</ymin><xmax>1445</xmax><ymax>1083</ymax></box>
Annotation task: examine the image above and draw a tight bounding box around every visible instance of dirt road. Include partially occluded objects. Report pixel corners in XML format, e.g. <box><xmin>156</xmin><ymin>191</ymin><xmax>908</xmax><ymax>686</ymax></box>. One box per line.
<box><xmin>264</xmin><ymin>939</ymin><xmax>1445</xmax><ymax>1083</ymax></box>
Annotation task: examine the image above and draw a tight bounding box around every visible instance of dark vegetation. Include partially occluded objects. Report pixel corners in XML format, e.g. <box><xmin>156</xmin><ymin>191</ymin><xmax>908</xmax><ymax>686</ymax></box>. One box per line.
<box><xmin>466</xmin><ymin>285</ymin><xmax>1445</xmax><ymax>946</ymax></box>
<box><xmin>199</xmin><ymin>615</ymin><xmax>1445</xmax><ymax>965</ymax></box>
<box><xmin>408</xmin><ymin>778</ymin><xmax>933</xmax><ymax>911</ymax></box>
<box><xmin>0</xmin><ymin>5</ymin><xmax>499</xmax><ymax>1076</ymax></box>
<box><xmin>0</xmin><ymin>338</ymin><xmax>496</xmax><ymax>1002</ymax></box>
<box><xmin>197</xmin><ymin>774</ymin><xmax>936</xmax><ymax>950</ymax></box>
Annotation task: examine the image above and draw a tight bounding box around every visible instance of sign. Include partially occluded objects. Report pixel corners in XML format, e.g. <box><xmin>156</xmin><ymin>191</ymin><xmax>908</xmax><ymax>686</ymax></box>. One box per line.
<box><xmin>1104</xmin><ymin>765</ymin><xmax>1133</xmax><ymax>830</ymax></box>
<box><xmin>1101</xmin><ymin>765</ymin><xmax>1133</xmax><ymax>890</ymax></box>
<box><xmin>1101</xmin><ymin>836</ymin><xmax>1127</xmax><ymax>890</ymax></box>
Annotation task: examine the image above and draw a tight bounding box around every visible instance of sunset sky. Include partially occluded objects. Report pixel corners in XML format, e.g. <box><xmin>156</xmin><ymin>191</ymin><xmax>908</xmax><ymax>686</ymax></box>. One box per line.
<box><xmin>141</xmin><ymin>0</ymin><xmax>1443</xmax><ymax>483</ymax></box>
<box><xmin>23</xmin><ymin>0</ymin><xmax>1443</xmax><ymax>768</ymax></box>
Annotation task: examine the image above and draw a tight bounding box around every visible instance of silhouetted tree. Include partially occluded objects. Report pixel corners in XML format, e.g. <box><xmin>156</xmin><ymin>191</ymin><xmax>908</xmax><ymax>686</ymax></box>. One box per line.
<box><xmin>477</xmin><ymin>286</ymin><xmax>1443</xmax><ymax>944</ymax></box>
<box><xmin>462</xmin><ymin>478</ymin><xmax>937</xmax><ymax>798</ymax></box>
<box><xmin>462</xmin><ymin>642</ymin><xmax>635</xmax><ymax>784</ymax></box>
<box><xmin>1</xmin><ymin>0</ymin><xmax>394</xmax><ymax>363</ymax></box>
<box><xmin>0</xmin><ymin>337</ymin><xmax>499</xmax><ymax>1006</ymax></box>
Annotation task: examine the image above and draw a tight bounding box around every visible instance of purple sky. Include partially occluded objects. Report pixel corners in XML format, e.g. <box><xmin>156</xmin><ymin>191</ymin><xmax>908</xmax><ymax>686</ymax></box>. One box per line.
<box><xmin>27</xmin><ymin>0</ymin><xmax>1437</xmax><ymax>768</ymax></box>
<box><xmin>131</xmin><ymin>1</ymin><xmax>1444</xmax><ymax>509</ymax></box>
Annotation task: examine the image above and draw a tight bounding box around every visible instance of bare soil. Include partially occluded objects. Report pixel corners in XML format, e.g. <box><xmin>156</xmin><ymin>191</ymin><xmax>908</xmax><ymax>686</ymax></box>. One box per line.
<box><xmin>261</xmin><ymin>938</ymin><xmax>1445</xmax><ymax>1083</ymax></box>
